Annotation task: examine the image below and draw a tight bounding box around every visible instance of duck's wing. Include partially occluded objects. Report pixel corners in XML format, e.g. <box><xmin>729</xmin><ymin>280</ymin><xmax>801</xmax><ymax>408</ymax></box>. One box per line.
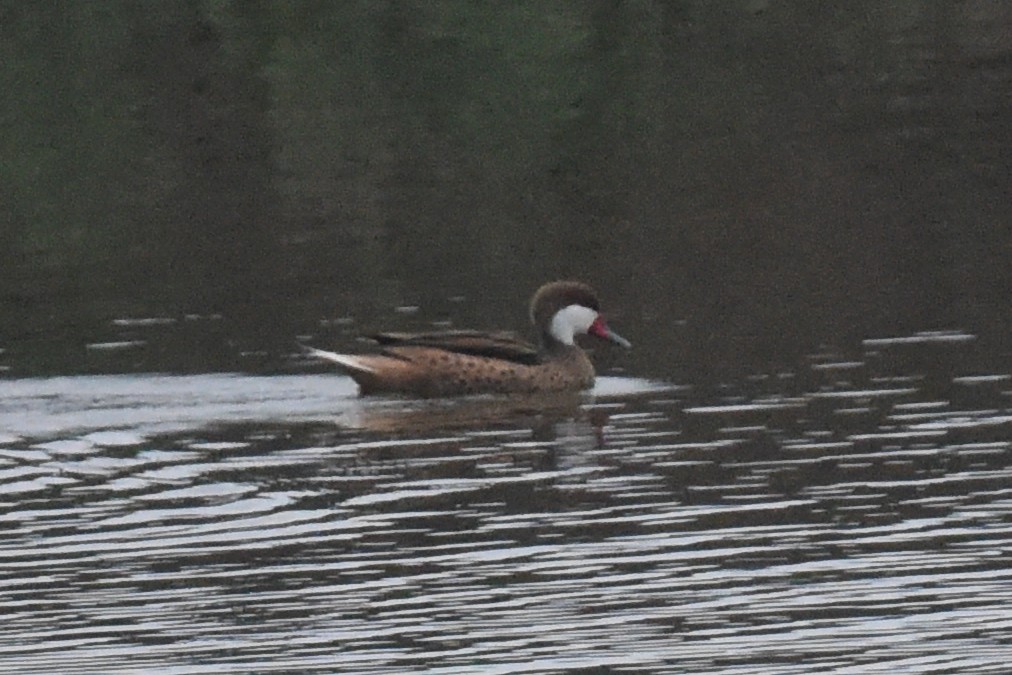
<box><xmin>371</xmin><ymin>330</ymin><xmax>542</xmax><ymax>365</ymax></box>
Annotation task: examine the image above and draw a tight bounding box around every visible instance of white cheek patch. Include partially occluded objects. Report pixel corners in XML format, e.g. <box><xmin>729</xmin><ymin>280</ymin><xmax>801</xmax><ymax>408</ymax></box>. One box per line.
<box><xmin>549</xmin><ymin>305</ymin><xmax>599</xmax><ymax>345</ymax></box>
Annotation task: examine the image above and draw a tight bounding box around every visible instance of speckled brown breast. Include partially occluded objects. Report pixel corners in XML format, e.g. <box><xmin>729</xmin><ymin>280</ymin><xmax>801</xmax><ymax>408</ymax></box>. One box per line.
<box><xmin>352</xmin><ymin>345</ymin><xmax>596</xmax><ymax>397</ymax></box>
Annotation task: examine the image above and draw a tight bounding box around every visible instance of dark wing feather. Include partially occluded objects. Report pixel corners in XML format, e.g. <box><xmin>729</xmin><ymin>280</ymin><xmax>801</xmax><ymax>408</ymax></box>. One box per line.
<box><xmin>370</xmin><ymin>330</ymin><xmax>542</xmax><ymax>365</ymax></box>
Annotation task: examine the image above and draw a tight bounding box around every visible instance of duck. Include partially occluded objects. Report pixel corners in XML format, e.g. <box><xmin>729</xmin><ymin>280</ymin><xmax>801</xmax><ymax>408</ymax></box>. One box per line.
<box><xmin>303</xmin><ymin>280</ymin><xmax>631</xmax><ymax>397</ymax></box>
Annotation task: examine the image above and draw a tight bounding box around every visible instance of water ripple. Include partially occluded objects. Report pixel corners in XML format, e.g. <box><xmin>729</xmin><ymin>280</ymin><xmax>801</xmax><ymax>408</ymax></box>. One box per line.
<box><xmin>0</xmin><ymin>339</ymin><xmax>1010</xmax><ymax>672</ymax></box>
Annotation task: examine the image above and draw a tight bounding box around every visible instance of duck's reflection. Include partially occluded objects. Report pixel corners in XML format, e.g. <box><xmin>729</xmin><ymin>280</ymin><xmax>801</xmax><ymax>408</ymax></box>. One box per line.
<box><xmin>331</xmin><ymin>390</ymin><xmax>612</xmax><ymax>458</ymax></box>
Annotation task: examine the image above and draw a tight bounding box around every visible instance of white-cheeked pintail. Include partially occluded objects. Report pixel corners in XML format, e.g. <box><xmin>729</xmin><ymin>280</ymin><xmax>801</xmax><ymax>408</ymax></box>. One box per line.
<box><xmin>304</xmin><ymin>280</ymin><xmax>631</xmax><ymax>397</ymax></box>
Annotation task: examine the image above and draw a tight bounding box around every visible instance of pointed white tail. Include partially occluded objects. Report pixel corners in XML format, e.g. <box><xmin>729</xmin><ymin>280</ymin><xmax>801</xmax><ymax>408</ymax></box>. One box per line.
<box><xmin>302</xmin><ymin>346</ymin><xmax>378</xmax><ymax>374</ymax></box>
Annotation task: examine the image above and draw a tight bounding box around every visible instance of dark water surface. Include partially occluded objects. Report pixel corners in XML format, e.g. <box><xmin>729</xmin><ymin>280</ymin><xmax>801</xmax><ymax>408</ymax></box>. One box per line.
<box><xmin>3</xmin><ymin>1</ymin><xmax>1011</xmax><ymax>381</ymax></box>
<box><xmin>1</xmin><ymin>333</ymin><xmax>1009</xmax><ymax>673</ymax></box>
<box><xmin>2</xmin><ymin>1</ymin><xmax>1011</xmax><ymax>672</ymax></box>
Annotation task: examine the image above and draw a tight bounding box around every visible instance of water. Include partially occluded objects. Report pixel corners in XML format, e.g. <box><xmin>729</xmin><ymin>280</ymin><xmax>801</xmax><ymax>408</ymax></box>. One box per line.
<box><xmin>2</xmin><ymin>2</ymin><xmax>1010</xmax><ymax>671</ymax></box>
<box><xmin>1</xmin><ymin>334</ymin><xmax>1009</xmax><ymax>673</ymax></box>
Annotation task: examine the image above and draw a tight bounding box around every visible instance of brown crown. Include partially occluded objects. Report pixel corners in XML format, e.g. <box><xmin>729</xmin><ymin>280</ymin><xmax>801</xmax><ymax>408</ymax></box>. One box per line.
<box><xmin>528</xmin><ymin>280</ymin><xmax>601</xmax><ymax>331</ymax></box>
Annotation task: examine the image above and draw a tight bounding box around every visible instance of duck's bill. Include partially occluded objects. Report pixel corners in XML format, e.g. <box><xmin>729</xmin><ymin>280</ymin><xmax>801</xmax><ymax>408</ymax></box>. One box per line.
<box><xmin>603</xmin><ymin>329</ymin><xmax>632</xmax><ymax>349</ymax></box>
<box><xmin>589</xmin><ymin>318</ymin><xmax>632</xmax><ymax>348</ymax></box>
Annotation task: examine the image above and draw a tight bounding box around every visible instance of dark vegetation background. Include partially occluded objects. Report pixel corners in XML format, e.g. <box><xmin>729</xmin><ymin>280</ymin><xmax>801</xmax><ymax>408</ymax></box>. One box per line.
<box><xmin>1</xmin><ymin>1</ymin><xmax>1009</xmax><ymax>380</ymax></box>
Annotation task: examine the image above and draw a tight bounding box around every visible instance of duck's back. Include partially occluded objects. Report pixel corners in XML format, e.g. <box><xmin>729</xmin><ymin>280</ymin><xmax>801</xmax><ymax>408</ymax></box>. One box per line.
<box><xmin>345</xmin><ymin>340</ymin><xmax>595</xmax><ymax>397</ymax></box>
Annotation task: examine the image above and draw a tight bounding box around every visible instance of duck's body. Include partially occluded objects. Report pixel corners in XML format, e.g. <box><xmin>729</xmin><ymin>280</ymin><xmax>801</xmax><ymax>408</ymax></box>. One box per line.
<box><xmin>304</xmin><ymin>281</ymin><xmax>630</xmax><ymax>397</ymax></box>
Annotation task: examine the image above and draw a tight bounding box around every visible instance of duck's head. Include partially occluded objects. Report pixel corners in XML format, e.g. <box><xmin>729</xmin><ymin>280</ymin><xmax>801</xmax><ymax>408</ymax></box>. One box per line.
<box><xmin>529</xmin><ymin>281</ymin><xmax>632</xmax><ymax>350</ymax></box>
